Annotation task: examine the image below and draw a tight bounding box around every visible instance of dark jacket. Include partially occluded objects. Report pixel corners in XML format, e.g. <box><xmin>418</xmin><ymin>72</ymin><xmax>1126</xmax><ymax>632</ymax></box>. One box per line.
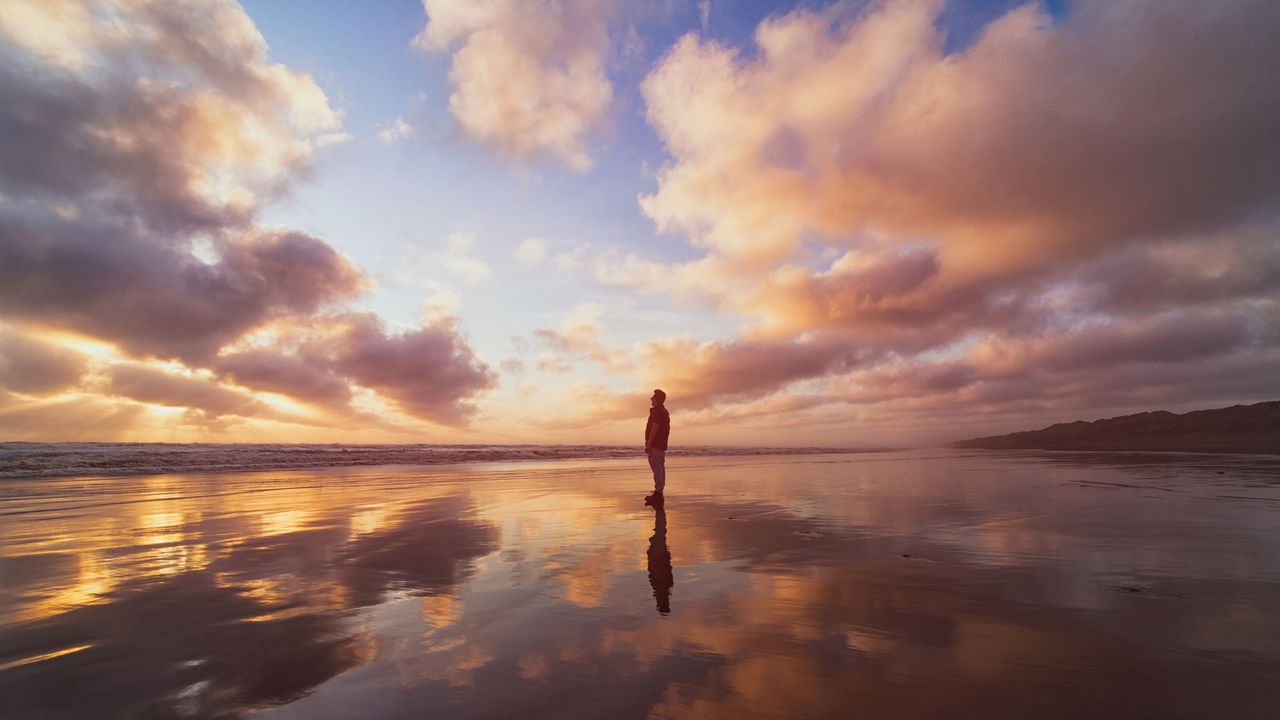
<box><xmin>645</xmin><ymin>405</ymin><xmax>670</xmax><ymax>451</ymax></box>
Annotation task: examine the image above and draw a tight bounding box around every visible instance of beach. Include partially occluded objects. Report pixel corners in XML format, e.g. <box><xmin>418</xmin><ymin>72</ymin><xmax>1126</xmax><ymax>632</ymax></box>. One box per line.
<box><xmin>2</xmin><ymin>450</ymin><xmax>1279</xmax><ymax>719</ymax></box>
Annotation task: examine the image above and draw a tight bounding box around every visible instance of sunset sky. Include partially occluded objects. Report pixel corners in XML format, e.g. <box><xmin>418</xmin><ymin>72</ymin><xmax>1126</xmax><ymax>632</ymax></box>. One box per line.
<box><xmin>0</xmin><ymin>0</ymin><xmax>1277</xmax><ymax>446</ymax></box>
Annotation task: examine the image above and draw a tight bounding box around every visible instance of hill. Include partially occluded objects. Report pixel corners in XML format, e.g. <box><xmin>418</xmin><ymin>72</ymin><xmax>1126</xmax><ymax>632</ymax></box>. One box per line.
<box><xmin>954</xmin><ymin>401</ymin><xmax>1280</xmax><ymax>454</ymax></box>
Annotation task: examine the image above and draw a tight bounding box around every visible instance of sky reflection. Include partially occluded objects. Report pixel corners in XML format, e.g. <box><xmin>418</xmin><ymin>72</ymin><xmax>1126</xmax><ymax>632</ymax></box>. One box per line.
<box><xmin>1</xmin><ymin>452</ymin><xmax>1278</xmax><ymax>718</ymax></box>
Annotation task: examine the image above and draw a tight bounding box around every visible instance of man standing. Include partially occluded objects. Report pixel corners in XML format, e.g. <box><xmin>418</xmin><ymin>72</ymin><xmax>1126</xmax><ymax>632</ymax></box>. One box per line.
<box><xmin>645</xmin><ymin>388</ymin><xmax>670</xmax><ymax>504</ymax></box>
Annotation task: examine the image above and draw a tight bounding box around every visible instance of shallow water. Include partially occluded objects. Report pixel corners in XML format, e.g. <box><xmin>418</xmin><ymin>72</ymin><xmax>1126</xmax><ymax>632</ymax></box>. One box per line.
<box><xmin>2</xmin><ymin>450</ymin><xmax>1278</xmax><ymax>719</ymax></box>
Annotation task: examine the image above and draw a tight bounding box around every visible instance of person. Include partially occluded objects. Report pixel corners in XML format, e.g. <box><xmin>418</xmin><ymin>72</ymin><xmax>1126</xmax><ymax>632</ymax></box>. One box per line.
<box><xmin>644</xmin><ymin>388</ymin><xmax>670</xmax><ymax>503</ymax></box>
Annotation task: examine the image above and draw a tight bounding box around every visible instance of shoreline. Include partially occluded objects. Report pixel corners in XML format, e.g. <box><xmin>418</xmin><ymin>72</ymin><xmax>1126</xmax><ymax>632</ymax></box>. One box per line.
<box><xmin>0</xmin><ymin>443</ymin><xmax>894</xmax><ymax>481</ymax></box>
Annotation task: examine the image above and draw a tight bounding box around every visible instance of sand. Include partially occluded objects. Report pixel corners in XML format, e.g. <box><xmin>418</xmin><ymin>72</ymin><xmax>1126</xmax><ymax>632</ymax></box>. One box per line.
<box><xmin>2</xmin><ymin>450</ymin><xmax>1279</xmax><ymax>718</ymax></box>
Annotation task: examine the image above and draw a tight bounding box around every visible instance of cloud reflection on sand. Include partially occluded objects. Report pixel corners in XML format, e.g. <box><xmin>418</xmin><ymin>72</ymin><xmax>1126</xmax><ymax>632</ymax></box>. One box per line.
<box><xmin>1</xmin><ymin>571</ymin><xmax>363</xmax><ymax>718</ymax></box>
<box><xmin>1</xmin><ymin>453</ymin><xmax>1278</xmax><ymax>719</ymax></box>
<box><xmin>0</xmin><ymin>473</ymin><xmax>498</xmax><ymax>719</ymax></box>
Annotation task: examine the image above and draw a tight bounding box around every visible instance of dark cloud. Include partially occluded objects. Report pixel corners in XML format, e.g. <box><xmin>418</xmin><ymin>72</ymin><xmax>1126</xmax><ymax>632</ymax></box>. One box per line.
<box><xmin>0</xmin><ymin>218</ymin><xmax>366</xmax><ymax>361</ymax></box>
<box><xmin>818</xmin><ymin>313</ymin><xmax>1280</xmax><ymax>442</ymax></box>
<box><xmin>1007</xmin><ymin>313</ymin><xmax>1256</xmax><ymax>373</ymax></box>
<box><xmin>211</xmin><ymin>312</ymin><xmax>499</xmax><ymax>426</ymax></box>
<box><xmin>319</xmin><ymin>313</ymin><xmax>497</xmax><ymax>426</ymax></box>
<box><xmin>1072</xmin><ymin>232</ymin><xmax>1280</xmax><ymax>315</ymax></box>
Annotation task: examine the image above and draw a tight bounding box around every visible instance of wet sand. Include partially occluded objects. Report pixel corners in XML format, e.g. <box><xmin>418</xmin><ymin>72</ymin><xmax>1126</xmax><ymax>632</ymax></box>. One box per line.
<box><xmin>2</xmin><ymin>450</ymin><xmax>1279</xmax><ymax>719</ymax></box>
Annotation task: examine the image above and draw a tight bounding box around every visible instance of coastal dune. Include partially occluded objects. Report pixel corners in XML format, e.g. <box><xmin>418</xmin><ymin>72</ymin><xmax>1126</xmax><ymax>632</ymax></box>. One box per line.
<box><xmin>955</xmin><ymin>401</ymin><xmax>1280</xmax><ymax>454</ymax></box>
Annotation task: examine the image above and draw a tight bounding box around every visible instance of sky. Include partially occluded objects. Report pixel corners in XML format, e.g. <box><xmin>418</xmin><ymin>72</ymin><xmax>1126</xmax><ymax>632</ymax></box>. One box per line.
<box><xmin>0</xmin><ymin>0</ymin><xmax>1277</xmax><ymax>447</ymax></box>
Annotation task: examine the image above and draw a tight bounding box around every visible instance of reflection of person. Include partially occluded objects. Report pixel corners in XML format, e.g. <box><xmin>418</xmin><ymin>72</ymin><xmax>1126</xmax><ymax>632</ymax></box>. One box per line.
<box><xmin>647</xmin><ymin>507</ymin><xmax>673</xmax><ymax>615</ymax></box>
<box><xmin>644</xmin><ymin>388</ymin><xmax>670</xmax><ymax>502</ymax></box>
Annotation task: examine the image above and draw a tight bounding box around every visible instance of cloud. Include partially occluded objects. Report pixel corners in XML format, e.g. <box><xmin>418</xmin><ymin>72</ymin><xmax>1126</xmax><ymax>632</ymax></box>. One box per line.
<box><xmin>105</xmin><ymin>364</ymin><xmax>269</xmax><ymax>419</ymax></box>
<box><xmin>533</xmin><ymin>304</ymin><xmax>631</xmax><ymax>371</ymax></box>
<box><xmin>0</xmin><ymin>0</ymin><xmax>344</xmax><ymax>231</ymax></box>
<box><xmin>536</xmin><ymin>354</ymin><xmax>572</xmax><ymax>374</ymax></box>
<box><xmin>0</xmin><ymin>392</ymin><xmax>149</xmax><ymax>441</ymax></box>
<box><xmin>415</xmin><ymin>0</ymin><xmax>615</xmax><ymax>170</ymax></box>
<box><xmin>423</xmin><ymin>283</ymin><xmax>464</xmax><ymax>318</ymax></box>
<box><xmin>967</xmin><ymin>311</ymin><xmax>1259</xmax><ymax>377</ymax></box>
<box><xmin>377</xmin><ymin>116</ymin><xmax>415</xmax><ymax>144</ymax></box>
<box><xmin>0</xmin><ymin>0</ymin><xmax>497</xmax><ymax>435</ymax></box>
<box><xmin>636</xmin><ymin>333</ymin><xmax>876</xmax><ymax>410</ymax></box>
<box><xmin>609</xmin><ymin>0</ymin><xmax>1280</xmax><ymax>426</ymax></box>
<box><xmin>0</xmin><ymin>0</ymin><xmax>360</xmax><ymax>362</ymax></box>
<box><xmin>0</xmin><ymin>329</ymin><xmax>88</xmax><ymax>395</ymax></box>
<box><xmin>1067</xmin><ymin>228</ymin><xmax>1280</xmax><ymax>316</ymax></box>
<box><xmin>516</xmin><ymin>237</ymin><xmax>548</xmax><ymax>266</ymax></box>
<box><xmin>315</xmin><ymin>313</ymin><xmax>497</xmax><ymax>426</ymax></box>
<box><xmin>209</xmin><ymin>311</ymin><xmax>499</xmax><ymax>426</ymax></box>
<box><xmin>445</xmin><ymin>255</ymin><xmax>492</xmax><ymax>284</ymax></box>
<box><xmin>401</xmin><ymin>232</ymin><xmax>492</xmax><ymax>285</ymax></box>
<box><xmin>212</xmin><ymin>348</ymin><xmax>354</xmax><ymax>408</ymax></box>
<box><xmin>554</xmin><ymin>242</ymin><xmax>592</xmax><ymax>272</ymax></box>
<box><xmin>533</xmin><ymin>332</ymin><xmax>877</xmax><ymax>431</ymax></box>
<box><xmin>642</xmin><ymin>0</ymin><xmax>1280</xmax><ymax>270</ymax></box>
<box><xmin>0</xmin><ymin>221</ymin><xmax>366</xmax><ymax>361</ymax></box>
<box><xmin>798</xmin><ymin>307</ymin><xmax>1280</xmax><ymax>433</ymax></box>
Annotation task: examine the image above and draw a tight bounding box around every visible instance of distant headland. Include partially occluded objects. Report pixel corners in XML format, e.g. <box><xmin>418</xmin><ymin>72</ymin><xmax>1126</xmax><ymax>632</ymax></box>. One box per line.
<box><xmin>954</xmin><ymin>401</ymin><xmax>1280</xmax><ymax>454</ymax></box>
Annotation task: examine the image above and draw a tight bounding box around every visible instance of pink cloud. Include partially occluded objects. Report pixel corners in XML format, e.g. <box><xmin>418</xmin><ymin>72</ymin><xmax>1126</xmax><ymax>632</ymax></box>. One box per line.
<box><xmin>601</xmin><ymin>0</ymin><xmax>1280</xmax><ymax>430</ymax></box>
<box><xmin>416</xmin><ymin>0</ymin><xmax>615</xmax><ymax>170</ymax></box>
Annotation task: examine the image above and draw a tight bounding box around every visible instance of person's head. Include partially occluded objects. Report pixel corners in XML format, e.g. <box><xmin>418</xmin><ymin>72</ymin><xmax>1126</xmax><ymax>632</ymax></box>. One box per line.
<box><xmin>650</xmin><ymin>388</ymin><xmax>666</xmax><ymax>407</ymax></box>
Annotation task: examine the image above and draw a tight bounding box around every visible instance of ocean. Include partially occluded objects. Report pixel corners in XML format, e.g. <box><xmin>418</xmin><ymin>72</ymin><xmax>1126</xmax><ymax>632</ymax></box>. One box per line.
<box><xmin>0</xmin><ymin>442</ymin><xmax>865</xmax><ymax>479</ymax></box>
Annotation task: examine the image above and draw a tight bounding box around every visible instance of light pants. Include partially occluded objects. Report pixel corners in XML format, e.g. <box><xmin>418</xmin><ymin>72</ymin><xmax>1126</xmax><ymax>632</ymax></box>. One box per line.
<box><xmin>647</xmin><ymin>448</ymin><xmax>666</xmax><ymax>493</ymax></box>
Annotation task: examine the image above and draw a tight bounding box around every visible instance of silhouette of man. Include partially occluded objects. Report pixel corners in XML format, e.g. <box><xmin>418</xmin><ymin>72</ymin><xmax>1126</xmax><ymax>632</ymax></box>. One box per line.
<box><xmin>645</xmin><ymin>388</ymin><xmax>670</xmax><ymax>503</ymax></box>
<box><xmin>646</xmin><ymin>507</ymin><xmax>673</xmax><ymax>614</ymax></box>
